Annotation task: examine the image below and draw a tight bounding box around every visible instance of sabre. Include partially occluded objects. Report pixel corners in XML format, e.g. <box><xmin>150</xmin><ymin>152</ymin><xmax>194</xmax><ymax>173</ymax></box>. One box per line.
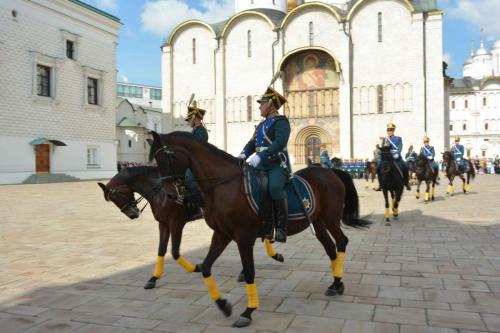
<box><xmin>269</xmin><ymin>71</ymin><xmax>282</xmax><ymax>86</ymax></box>
<box><xmin>187</xmin><ymin>93</ymin><xmax>195</xmax><ymax>106</ymax></box>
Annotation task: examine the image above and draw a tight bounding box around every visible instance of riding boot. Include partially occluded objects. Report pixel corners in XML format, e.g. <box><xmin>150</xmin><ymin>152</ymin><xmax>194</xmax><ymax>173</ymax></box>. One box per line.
<box><xmin>273</xmin><ymin>198</ymin><xmax>288</xmax><ymax>243</ymax></box>
<box><xmin>184</xmin><ymin>195</ymin><xmax>203</xmax><ymax>222</ymax></box>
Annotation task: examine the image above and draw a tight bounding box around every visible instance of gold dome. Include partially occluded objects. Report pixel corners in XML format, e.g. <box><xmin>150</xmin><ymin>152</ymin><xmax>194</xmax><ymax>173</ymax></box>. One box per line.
<box><xmin>288</xmin><ymin>0</ymin><xmax>299</xmax><ymax>11</ymax></box>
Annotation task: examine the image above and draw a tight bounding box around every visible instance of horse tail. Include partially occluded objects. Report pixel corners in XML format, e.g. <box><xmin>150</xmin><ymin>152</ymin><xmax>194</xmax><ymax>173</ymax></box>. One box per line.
<box><xmin>468</xmin><ymin>160</ymin><xmax>476</xmax><ymax>180</ymax></box>
<box><xmin>332</xmin><ymin>169</ymin><xmax>371</xmax><ymax>229</ymax></box>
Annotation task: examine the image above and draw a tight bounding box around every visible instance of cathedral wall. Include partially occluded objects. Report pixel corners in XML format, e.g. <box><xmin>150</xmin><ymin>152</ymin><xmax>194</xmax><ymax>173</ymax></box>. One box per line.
<box><xmin>350</xmin><ymin>0</ymin><xmax>425</xmax><ymax>158</ymax></box>
<box><xmin>224</xmin><ymin>15</ymin><xmax>276</xmax><ymax>155</ymax></box>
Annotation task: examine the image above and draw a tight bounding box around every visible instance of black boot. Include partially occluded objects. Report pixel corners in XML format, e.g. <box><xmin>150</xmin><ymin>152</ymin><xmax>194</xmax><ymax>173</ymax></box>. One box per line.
<box><xmin>273</xmin><ymin>199</ymin><xmax>288</xmax><ymax>243</ymax></box>
<box><xmin>184</xmin><ymin>197</ymin><xmax>203</xmax><ymax>222</ymax></box>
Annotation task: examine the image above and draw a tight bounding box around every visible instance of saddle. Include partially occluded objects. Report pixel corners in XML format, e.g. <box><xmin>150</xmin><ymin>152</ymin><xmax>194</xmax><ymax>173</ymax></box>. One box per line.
<box><xmin>243</xmin><ymin>167</ymin><xmax>315</xmax><ymax>237</ymax></box>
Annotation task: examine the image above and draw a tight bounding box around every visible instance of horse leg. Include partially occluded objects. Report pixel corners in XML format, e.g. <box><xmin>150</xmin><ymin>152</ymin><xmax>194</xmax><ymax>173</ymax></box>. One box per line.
<box><xmin>394</xmin><ymin>189</ymin><xmax>402</xmax><ymax>218</ymax></box>
<box><xmin>461</xmin><ymin>175</ymin><xmax>467</xmax><ymax>193</ymax></box>
<box><xmin>447</xmin><ymin>176</ymin><xmax>455</xmax><ymax>196</ymax></box>
<box><xmin>424</xmin><ymin>180</ymin><xmax>430</xmax><ymax>202</ymax></box>
<box><xmin>383</xmin><ymin>189</ymin><xmax>390</xmax><ymax>225</ymax></box>
<box><xmin>170</xmin><ymin>220</ymin><xmax>199</xmax><ymax>273</ymax></box>
<box><xmin>237</xmin><ymin>239</ymin><xmax>283</xmax><ymax>283</ymax></box>
<box><xmin>416</xmin><ymin>179</ymin><xmax>421</xmax><ymax>200</ymax></box>
<box><xmin>233</xmin><ymin>239</ymin><xmax>258</xmax><ymax>328</ymax></box>
<box><xmin>431</xmin><ymin>180</ymin><xmax>436</xmax><ymax>201</ymax></box>
<box><xmin>200</xmin><ymin>232</ymin><xmax>232</xmax><ymax>318</ymax></box>
<box><xmin>145</xmin><ymin>222</ymin><xmax>170</xmax><ymax>289</ymax></box>
<box><xmin>390</xmin><ymin>191</ymin><xmax>397</xmax><ymax>219</ymax></box>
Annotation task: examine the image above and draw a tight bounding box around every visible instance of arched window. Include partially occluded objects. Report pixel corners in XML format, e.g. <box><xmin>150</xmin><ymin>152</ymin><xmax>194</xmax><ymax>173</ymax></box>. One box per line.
<box><xmin>463</xmin><ymin>123</ymin><xmax>467</xmax><ymax>131</ymax></box>
<box><xmin>377</xmin><ymin>85</ymin><xmax>384</xmax><ymax>114</ymax></box>
<box><xmin>378</xmin><ymin>12</ymin><xmax>383</xmax><ymax>43</ymax></box>
<box><xmin>449</xmin><ymin>124</ymin><xmax>453</xmax><ymax>131</ymax></box>
<box><xmin>192</xmin><ymin>38</ymin><xmax>196</xmax><ymax>64</ymax></box>
<box><xmin>451</xmin><ymin>100</ymin><xmax>455</xmax><ymax>109</ymax></box>
<box><xmin>309</xmin><ymin>21</ymin><xmax>314</xmax><ymax>46</ymax></box>
<box><xmin>483</xmin><ymin>97</ymin><xmax>487</xmax><ymax>106</ymax></box>
<box><xmin>305</xmin><ymin>136</ymin><xmax>321</xmax><ymax>164</ymax></box>
<box><xmin>485</xmin><ymin>122</ymin><xmax>489</xmax><ymax>130</ymax></box>
<box><xmin>246</xmin><ymin>95</ymin><xmax>252</xmax><ymax>121</ymax></box>
<box><xmin>464</xmin><ymin>99</ymin><xmax>468</xmax><ymax>108</ymax></box>
<box><xmin>247</xmin><ymin>30</ymin><xmax>252</xmax><ymax>58</ymax></box>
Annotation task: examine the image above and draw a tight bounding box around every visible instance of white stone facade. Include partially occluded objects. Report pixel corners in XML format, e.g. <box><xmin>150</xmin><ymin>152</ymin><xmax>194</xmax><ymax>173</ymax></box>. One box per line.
<box><xmin>161</xmin><ymin>0</ymin><xmax>446</xmax><ymax>166</ymax></box>
<box><xmin>449</xmin><ymin>39</ymin><xmax>500</xmax><ymax>159</ymax></box>
<box><xmin>0</xmin><ymin>0</ymin><xmax>121</xmax><ymax>184</ymax></box>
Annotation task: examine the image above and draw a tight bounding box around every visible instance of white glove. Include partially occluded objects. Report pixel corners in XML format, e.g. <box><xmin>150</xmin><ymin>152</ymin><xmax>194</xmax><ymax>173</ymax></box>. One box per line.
<box><xmin>427</xmin><ymin>156</ymin><xmax>432</xmax><ymax>160</ymax></box>
<box><xmin>237</xmin><ymin>153</ymin><xmax>246</xmax><ymax>159</ymax></box>
<box><xmin>249</xmin><ymin>154</ymin><xmax>261</xmax><ymax>167</ymax></box>
<box><xmin>393</xmin><ymin>153</ymin><xmax>400</xmax><ymax>159</ymax></box>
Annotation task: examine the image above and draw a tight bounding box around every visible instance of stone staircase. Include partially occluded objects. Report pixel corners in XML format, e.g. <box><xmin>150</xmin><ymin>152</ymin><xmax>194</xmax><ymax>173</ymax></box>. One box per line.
<box><xmin>22</xmin><ymin>173</ymin><xmax>81</xmax><ymax>184</ymax></box>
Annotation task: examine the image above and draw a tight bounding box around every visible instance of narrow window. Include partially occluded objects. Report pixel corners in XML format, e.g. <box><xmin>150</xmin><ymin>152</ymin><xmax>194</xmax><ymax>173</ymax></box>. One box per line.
<box><xmin>483</xmin><ymin>97</ymin><xmax>487</xmax><ymax>106</ymax></box>
<box><xmin>485</xmin><ymin>122</ymin><xmax>489</xmax><ymax>130</ymax></box>
<box><xmin>37</xmin><ymin>65</ymin><xmax>51</xmax><ymax>97</ymax></box>
<box><xmin>377</xmin><ymin>85</ymin><xmax>384</xmax><ymax>114</ymax></box>
<box><xmin>463</xmin><ymin>123</ymin><xmax>467</xmax><ymax>131</ymax></box>
<box><xmin>309</xmin><ymin>21</ymin><xmax>314</xmax><ymax>46</ymax></box>
<box><xmin>192</xmin><ymin>38</ymin><xmax>196</xmax><ymax>64</ymax></box>
<box><xmin>482</xmin><ymin>150</ymin><xmax>486</xmax><ymax>157</ymax></box>
<box><xmin>128</xmin><ymin>140</ymin><xmax>132</xmax><ymax>148</ymax></box>
<box><xmin>247</xmin><ymin>30</ymin><xmax>252</xmax><ymax>58</ymax></box>
<box><xmin>246</xmin><ymin>95</ymin><xmax>252</xmax><ymax>121</ymax></box>
<box><xmin>378</xmin><ymin>12</ymin><xmax>382</xmax><ymax>43</ymax></box>
<box><xmin>451</xmin><ymin>100</ymin><xmax>455</xmax><ymax>109</ymax></box>
<box><xmin>88</xmin><ymin>78</ymin><xmax>98</xmax><ymax>105</ymax></box>
<box><xmin>449</xmin><ymin>124</ymin><xmax>453</xmax><ymax>131</ymax></box>
<box><xmin>465</xmin><ymin>100</ymin><xmax>468</xmax><ymax>108</ymax></box>
<box><xmin>87</xmin><ymin>148</ymin><xmax>98</xmax><ymax>166</ymax></box>
<box><xmin>66</xmin><ymin>40</ymin><xmax>74</xmax><ymax>59</ymax></box>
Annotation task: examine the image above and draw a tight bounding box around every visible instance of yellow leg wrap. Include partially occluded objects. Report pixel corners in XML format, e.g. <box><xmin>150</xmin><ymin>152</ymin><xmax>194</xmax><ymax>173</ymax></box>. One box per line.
<box><xmin>203</xmin><ymin>276</ymin><xmax>221</xmax><ymax>301</ymax></box>
<box><xmin>246</xmin><ymin>283</ymin><xmax>259</xmax><ymax>308</ymax></box>
<box><xmin>416</xmin><ymin>191</ymin><xmax>420</xmax><ymax>199</ymax></box>
<box><xmin>176</xmin><ymin>256</ymin><xmax>196</xmax><ymax>273</ymax></box>
<box><xmin>385</xmin><ymin>208</ymin><xmax>390</xmax><ymax>219</ymax></box>
<box><xmin>264</xmin><ymin>239</ymin><xmax>276</xmax><ymax>257</ymax></box>
<box><xmin>391</xmin><ymin>199</ymin><xmax>395</xmax><ymax>208</ymax></box>
<box><xmin>466</xmin><ymin>184</ymin><xmax>471</xmax><ymax>191</ymax></box>
<box><xmin>153</xmin><ymin>256</ymin><xmax>165</xmax><ymax>278</ymax></box>
<box><xmin>393</xmin><ymin>207</ymin><xmax>398</xmax><ymax>216</ymax></box>
<box><xmin>332</xmin><ymin>252</ymin><xmax>345</xmax><ymax>279</ymax></box>
<box><xmin>447</xmin><ymin>185</ymin><xmax>452</xmax><ymax>193</ymax></box>
<box><xmin>424</xmin><ymin>192</ymin><xmax>430</xmax><ymax>201</ymax></box>
<box><xmin>450</xmin><ymin>185</ymin><xmax>454</xmax><ymax>193</ymax></box>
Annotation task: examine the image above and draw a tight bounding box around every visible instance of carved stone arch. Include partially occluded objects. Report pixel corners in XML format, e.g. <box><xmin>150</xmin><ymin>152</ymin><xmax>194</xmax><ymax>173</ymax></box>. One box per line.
<box><xmin>291</xmin><ymin>125</ymin><xmax>333</xmax><ymax>164</ymax></box>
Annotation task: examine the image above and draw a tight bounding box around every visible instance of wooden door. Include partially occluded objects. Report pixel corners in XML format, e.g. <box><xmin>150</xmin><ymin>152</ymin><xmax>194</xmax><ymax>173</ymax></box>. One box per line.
<box><xmin>35</xmin><ymin>144</ymin><xmax>50</xmax><ymax>173</ymax></box>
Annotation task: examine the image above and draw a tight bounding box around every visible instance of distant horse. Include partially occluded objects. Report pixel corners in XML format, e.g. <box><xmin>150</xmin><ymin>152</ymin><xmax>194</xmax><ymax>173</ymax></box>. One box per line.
<box><xmin>331</xmin><ymin>157</ymin><xmax>343</xmax><ymax>169</ymax></box>
<box><xmin>407</xmin><ymin>159</ymin><xmax>417</xmax><ymax>185</ymax></box>
<box><xmin>415</xmin><ymin>154</ymin><xmax>438</xmax><ymax>202</ymax></box>
<box><xmin>364</xmin><ymin>161</ymin><xmax>377</xmax><ymax>189</ymax></box>
<box><xmin>441</xmin><ymin>151</ymin><xmax>475</xmax><ymax>195</ymax></box>
<box><xmin>150</xmin><ymin>131</ymin><xmax>371</xmax><ymax>328</ymax></box>
<box><xmin>377</xmin><ymin>146</ymin><xmax>404</xmax><ymax>225</ymax></box>
<box><xmin>97</xmin><ymin>167</ymin><xmax>282</xmax><ymax>289</ymax></box>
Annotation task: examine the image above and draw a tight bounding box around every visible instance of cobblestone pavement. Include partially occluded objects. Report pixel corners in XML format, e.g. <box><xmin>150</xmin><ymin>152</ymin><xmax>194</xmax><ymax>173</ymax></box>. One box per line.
<box><xmin>1</xmin><ymin>175</ymin><xmax>500</xmax><ymax>333</ymax></box>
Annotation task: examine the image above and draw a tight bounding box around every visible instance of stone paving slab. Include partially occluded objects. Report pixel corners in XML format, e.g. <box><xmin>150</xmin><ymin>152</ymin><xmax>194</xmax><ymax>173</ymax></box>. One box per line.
<box><xmin>1</xmin><ymin>176</ymin><xmax>500</xmax><ymax>332</ymax></box>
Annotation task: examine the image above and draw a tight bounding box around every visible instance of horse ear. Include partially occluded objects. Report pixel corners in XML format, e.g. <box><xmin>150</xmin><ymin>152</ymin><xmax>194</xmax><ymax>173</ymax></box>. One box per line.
<box><xmin>97</xmin><ymin>182</ymin><xmax>108</xmax><ymax>193</ymax></box>
<box><xmin>146</xmin><ymin>138</ymin><xmax>153</xmax><ymax>147</ymax></box>
<box><xmin>150</xmin><ymin>131</ymin><xmax>161</xmax><ymax>143</ymax></box>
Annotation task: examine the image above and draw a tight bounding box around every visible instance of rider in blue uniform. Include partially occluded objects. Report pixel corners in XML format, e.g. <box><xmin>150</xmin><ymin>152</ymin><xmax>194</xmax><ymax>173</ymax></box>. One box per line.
<box><xmin>320</xmin><ymin>145</ymin><xmax>333</xmax><ymax>168</ymax></box>
<box><xmin>381</xmin><ymin>122</ymin><xmax>411</xmax><ymax>190</ymax></box>
<box><xmin>451</xmin><ymin>137</ymin><xmax>467</xmax><ymax>172</ymax></box>
<box><xmin>239</xmin><ymin>87</ymin><xmax>290</xmax><ymax>243</ymax></box>
<box><xmin>420</xmin><ymin>136</ymin><xmax>439</xmax><ymax>173</ymax></box>
<box><xmin>184</xmin><ymin>101</ymin><xmax>209</xmax><ymax>221</ymax></box>
<box><xmin>405</xmin><ymin>145</ymin><xmax>418</xmax><ymax>164</ymax></box>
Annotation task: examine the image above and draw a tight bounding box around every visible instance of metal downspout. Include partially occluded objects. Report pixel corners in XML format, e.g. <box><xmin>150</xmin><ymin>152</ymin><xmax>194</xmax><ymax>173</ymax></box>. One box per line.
<box><xmin>343</xmin><ymin>21</ymin><xmax>354</xmax><ymax>158</ymax></box>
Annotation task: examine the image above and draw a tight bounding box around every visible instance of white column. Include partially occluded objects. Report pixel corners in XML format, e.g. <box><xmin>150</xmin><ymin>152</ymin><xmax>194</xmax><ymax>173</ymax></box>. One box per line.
<box><xmin>161</xmin><ymin>45</ymin><xmax>173</xmax><ymax>132</ymax></box>
<box><xmin>214</xmin><ymin>39</ymin><xmax>227</xmax><ymax>149</ymax></box>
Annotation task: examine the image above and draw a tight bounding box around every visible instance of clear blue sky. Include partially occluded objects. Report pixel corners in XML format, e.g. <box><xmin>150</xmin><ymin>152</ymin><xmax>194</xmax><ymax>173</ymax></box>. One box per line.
<box><xmin>84</xmin><ymin>0</ymin><xmax>500</xmax><ymax>87</ymax></box>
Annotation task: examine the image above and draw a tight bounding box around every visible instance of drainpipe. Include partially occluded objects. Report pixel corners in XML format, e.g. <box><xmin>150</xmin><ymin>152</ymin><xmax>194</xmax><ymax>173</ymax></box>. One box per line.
<box><xmin>423</xmin><ymin>12</ymin><xmax>428</xmax><ymax>132</ymax></box>
<box><xmin>342</xmin><ymin>20</ymin><xmax>354</xmax><ymax>158</ymax></box>
<box><xmin>271</xmin><ymin>29</ymin><xmax>281</xmax><ymax>85</ymax></box>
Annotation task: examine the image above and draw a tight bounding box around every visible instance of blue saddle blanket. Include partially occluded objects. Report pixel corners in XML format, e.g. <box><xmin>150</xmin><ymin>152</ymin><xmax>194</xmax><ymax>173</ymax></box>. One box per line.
<box><xmin>243</xmin><ymin>171</ymin><xmax>316</xmax><ymax>221</ymax></box>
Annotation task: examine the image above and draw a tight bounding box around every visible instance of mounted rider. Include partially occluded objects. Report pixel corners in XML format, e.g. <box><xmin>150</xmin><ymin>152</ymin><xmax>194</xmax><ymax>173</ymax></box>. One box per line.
<box><xmin>239</xmin><ymin>86</ymin><xmax>291</xmax><ymax>243</ymax></box>
<box><xmin>405</xmin><ymin>145</ymin><xmax>418</xmax><ymax>164</ymax></box>
<box><xmin>184</xmin><ymin>100</ymin><xmax>208</xmax><ymax>221</ymax></box>
<box><xmin>381</xmin><ymin>122</ymin><xmax>411</xmax><ymax>190</ymax></box>
<box><xmin>451</xmin><ymin>137</ymin><xmax>468</xmax><ymax>172</ymax></box>
<box><xmin>420</xmin><ymin>136</ymin><xmax>439</xmax><ymax>173</ymax></box>
<box><xmin>320</xmin><ymin>145</ymin><xmax>333</xmax><ymax>168</ymax></box>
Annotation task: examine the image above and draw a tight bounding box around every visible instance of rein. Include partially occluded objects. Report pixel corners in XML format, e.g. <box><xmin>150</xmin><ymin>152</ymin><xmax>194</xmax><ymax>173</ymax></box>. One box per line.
<box><xmin>106</xmin><ymin>182</ymin><xmax>162</xmax><ymax>214</ymax></box>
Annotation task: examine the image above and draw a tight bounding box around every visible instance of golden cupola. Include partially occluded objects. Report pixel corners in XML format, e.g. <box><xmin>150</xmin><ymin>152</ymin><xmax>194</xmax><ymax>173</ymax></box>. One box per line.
<box><xmin>287</xmin><ymin>0</ymin><xmax>299</xmax><ymax>11</ymax></box>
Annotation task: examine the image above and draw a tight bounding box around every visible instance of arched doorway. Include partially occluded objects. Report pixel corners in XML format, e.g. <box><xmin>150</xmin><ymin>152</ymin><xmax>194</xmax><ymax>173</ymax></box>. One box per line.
<box><xmin>305</xmin><ymin>136</ymin><xmax>321</xmax><ymax>164</ymax></box>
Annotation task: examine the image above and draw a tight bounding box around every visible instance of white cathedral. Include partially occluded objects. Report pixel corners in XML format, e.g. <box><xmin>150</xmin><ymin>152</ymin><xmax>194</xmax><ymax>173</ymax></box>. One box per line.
<box><xmin>161</xmin><ymin>0</ymin><xmax>447</xmax><ymax>166</ymax></box>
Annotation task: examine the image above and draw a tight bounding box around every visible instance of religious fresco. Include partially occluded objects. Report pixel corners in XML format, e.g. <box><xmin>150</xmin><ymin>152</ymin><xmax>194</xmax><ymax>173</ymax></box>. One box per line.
<box><xmin>283</xmin><ymin>51</ymin><xmax>339</xmax><ymax>91</ymax></box>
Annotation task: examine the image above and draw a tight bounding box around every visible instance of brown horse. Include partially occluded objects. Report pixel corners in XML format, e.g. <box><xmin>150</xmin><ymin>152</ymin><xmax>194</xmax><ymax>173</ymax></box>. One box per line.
<box><xmin>364</xmin><ymin>161</ymin><xmax>377</xmax><ymax>189</ymax></box>
<box><xmin>415</xmin><ymin>154</ymin><xmax>439</xmax><ymax>202</ymax></box>
<box><xmin>441</xmin><ymin>151</ymin><xmax>475</xmax><ymax>195</ymax></box>
<box><xmin>377</xmin><ymin>145</ymin><xmax>404</xmax><ymax>225</ymax></box>
<box><xmin>97</xmin><ymin>167</ymin><xmax>283</xmax><ymax>290</ymax></box>
<box><xmin>150</xmin><ymin>131</ymin><xmax>370</xmax><ymax>328</ymax></box>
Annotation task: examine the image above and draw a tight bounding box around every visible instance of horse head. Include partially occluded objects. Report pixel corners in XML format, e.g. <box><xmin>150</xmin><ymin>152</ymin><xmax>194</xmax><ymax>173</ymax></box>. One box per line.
<box><xmin>97</xmin><ymin>169</ymin><xmax>141</xmax><ymax>219</ymax></box>
<box><xmin>442</xmin><ymin>151</ymin><xmax>452</xmax><ymax>167</ymax></box>
<box><xmin>150</xmin><ymin>131</ymin><xmax>191</xmax><ymax>183</ymax></box>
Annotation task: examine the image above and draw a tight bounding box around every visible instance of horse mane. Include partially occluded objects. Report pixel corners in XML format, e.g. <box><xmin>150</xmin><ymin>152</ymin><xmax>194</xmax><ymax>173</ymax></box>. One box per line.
<box><xmin>158</xmin><ymin>131</ymin><xmax>240</xmax><ymax>166</ymax></box>
<box><xmin>123</xmin><ymin>166</ymin><xmax>159</xmax><ymax>178</ymax></box>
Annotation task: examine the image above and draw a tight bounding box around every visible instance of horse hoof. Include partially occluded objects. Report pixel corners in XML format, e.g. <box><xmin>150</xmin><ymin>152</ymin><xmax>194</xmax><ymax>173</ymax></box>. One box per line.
<box><xmin>393</xmin><ymin>216</ymin><xmax>399</xmax><ymax>220</ymax></box>
<box><xmin>325</xmin><ymin>281</ymin><xmax>344</xmax><ymax>296</ymax></box>
<box><xmin>237</xmin><ymin>272</ymin><xmax>245</xmax><ymax>282</ymax></box>
<box><xmin>272</xmin><ymin>253</ymin><xmax>284</xmax><ymax>263</ymax></box>
<box><xmin>233</xmin><ymin>316</ymin><xmax>251</xmax><ymax>328</ymax></box>
<box><xmin>144</xmin><ymin>277</ymin><xmax>158</xmax><ymax>289</ymax></box>
<box><xmin>385</xmin><ymin>221</ymin><xmax>391</xmax><ymax>226</ymax></box>
<box><xmin>216</xmin><ymin>298</ymin><xmax>232</xmax><ymax>317</ymax></box>
<box><xmin>431</xmin><ymin>197</ymin><xmax>435</xmax><ymax>201</ymax></box>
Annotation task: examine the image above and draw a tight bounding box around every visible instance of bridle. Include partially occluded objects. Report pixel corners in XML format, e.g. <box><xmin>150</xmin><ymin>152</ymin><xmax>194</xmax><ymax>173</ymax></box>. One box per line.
<box><xmin>153</xmin><ymin>143</ymin><xmax>242</xmax><ymax>198</ymax></box>
<box><xmin>105</xmin><ymin>183</ymin><xmax>161</xmax><ymax>214</ymax></box>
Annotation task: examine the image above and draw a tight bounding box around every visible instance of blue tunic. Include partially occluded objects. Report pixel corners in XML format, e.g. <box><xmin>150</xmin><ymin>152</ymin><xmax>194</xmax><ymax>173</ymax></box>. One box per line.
<box><xmin>451</xmin><ymin>144</ymin><xmax>467</xmax><ymax>170</ymax></box>
<box><xmin>320</xmin><ymin>151</ymin><xmax>333</xmax><ymax>168</ymax></box>
<box><xmin>421</xmin><ymin>145</ymin><xmax>438</xmax><ymax>169</ymax></box>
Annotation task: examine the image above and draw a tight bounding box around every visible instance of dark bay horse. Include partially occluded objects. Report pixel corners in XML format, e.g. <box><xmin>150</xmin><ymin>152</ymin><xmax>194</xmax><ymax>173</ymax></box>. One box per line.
<box><xmin>377</xmin><ymin>146</ymin><xmax>404</xmax><ymax>225</ymax></box>
<box><xmin>442</xmin><ymin>151</ymin><xmax>475</xmax><ymax>195</ymax></box>
<box><xmin>365</xmin><ymin>161</ymin><xmax>377</xmax><ymax>189</ymax></box>
<box><xmin>407</xmin><ymin>159</ymin><xmax>417</xmax><ymax>185</ymax></box>
<box><xmin>98</xmin><ymin>167</ymin><xmax>283</xmax><ymax>289</ymax></box>
<box><xmin>415</xmin><ymin>154</ymin><xmax>438</xmax><ymax>202</ymax></box>
<box><xmin>150</xmin><ymin>131</ymin><xmax>370</xmax><ymax>328</ymax></box>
